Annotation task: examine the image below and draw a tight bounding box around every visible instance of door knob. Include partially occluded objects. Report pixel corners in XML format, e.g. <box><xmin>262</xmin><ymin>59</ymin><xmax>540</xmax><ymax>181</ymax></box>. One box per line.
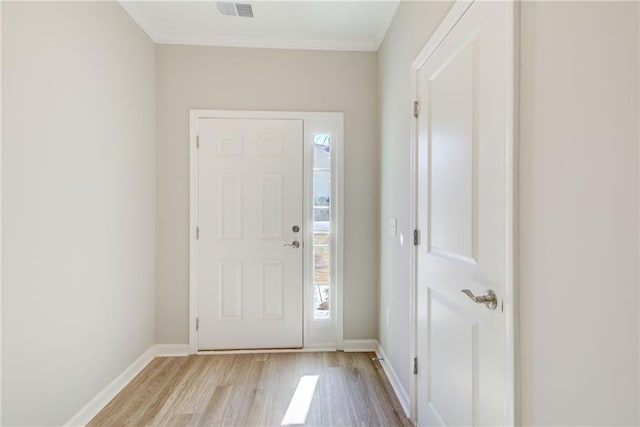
<box><xmin>283</xmin><ymin>240</ymin><xmax>301</xmax><ymax>249</ymax></box>
<box><xmin>461</xmin><ymin>289</ymin><xmax>498</xmax><ymax>310</ymax></box>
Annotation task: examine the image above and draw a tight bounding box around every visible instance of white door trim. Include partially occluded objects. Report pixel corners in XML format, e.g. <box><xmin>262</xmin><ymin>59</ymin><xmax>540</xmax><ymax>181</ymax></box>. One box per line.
<box><xmin>408</xmin><ymin>1</ymin><xmax>520</xmax><ymax>424</ymax></box>
<box><xmin>0</xmin><ymin>4</ymin><xmax>4</xmax><ymax>422</ymax></box>
<box><xmin>189</xmin><ymin>110</ymin><xmax>344</xmax><ymax>354</ymax></box>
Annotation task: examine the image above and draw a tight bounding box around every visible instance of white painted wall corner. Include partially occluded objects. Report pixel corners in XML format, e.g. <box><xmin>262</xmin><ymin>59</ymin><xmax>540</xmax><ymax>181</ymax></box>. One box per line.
<box><xmin>330</xmin><ymin>339</ymin><xmax>411</xmax><ymax>417</ymax></box>
<box><xmin>307</xmin><ymin>340</ymin><xmax>411</xmax><ymax>417</ymax></box>
<box><xmin>342</xmin><ymin>339</ymin><xmax>378</xmax><ymax>352</ymax></box>
<box><xmin>153</xmin><ymin>344</ymin><xmax>190</xmax><ymax>357</ymax></box>
<box><xmin>64</xmin><ymin>344</ymin><xmax>189</xmax><ymax>426</ymax></box>
<box><xmin>375</xmin><ymin>342</ymin><xmax>411</xmax><ymax>418</ymax></box>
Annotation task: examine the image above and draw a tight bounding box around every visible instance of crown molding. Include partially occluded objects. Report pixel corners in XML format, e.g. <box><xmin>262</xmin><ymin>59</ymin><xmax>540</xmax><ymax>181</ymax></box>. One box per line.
<box><xmin>155</xmin><ymin>33</ymin><xmax>379</xmax><ymax>51</ymax></box>
<box><xmin>118</xmin><ymin>0</ymin><xmax>394</xmax><ymax>52</ymax></box>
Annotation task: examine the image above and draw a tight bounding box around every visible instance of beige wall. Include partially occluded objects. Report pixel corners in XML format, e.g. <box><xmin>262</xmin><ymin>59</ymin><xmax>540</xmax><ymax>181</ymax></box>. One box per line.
<box><xmin>2</xmin><ymin>2</ymin><xmax>156</xmax><ymax>425</ymax></box>
<box><xmin>377</xmin><ymin>0</ymin><xmax>453</xmax><ymax>395</ymax></box>
<box><xmin>3</xmin><ymin>1</ymin><xmax>638</xmax><ymax>424</ymax></box>
<box><xmin>379</xmin><ymin>0</ymin><xmax>640</xmax><ymax>424</ymax></box>
<box><xmin>519</xmin><ymin>1</ymin><xmax>639</xmax><ymax>424</ymax></box>
<box><xmin>155</xmin><ymin>45</ymin><xmax>378</xmax><ymax>343</ymax></box>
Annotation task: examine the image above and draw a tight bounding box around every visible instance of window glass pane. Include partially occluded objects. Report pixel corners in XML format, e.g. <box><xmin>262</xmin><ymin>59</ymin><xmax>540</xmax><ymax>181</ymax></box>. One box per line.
<box><xmin>314</xmin><ymin>246</ymin><xmax>330</xmax><ymax>283</ymax></box>
<box><xmin>313</xmin><ymin>207</ymin><xmax>330</xmax><ymax>222</ymax></box>
<box><xmin>313</xmin><ymin>133</ymin><xmax>331</xmax><ymax>320</ymax></box>
<box><xmin>313</xmin><ymin>134</ymin><xmax>331</xmax><ymax>170</ymax></box>
<box><xmin>314</xmin><ymin>284</ymin><xmax>330</xmax><ymax>320</ymax></box>
<box><xmin>313</xmin><ymin>170</ymin><xmax>330</xmax><ymax>206</ymax></box>
<box><xmin>314</xmin><ymin>232</ymin><xmax>330</xmax><ymax>246</ymax></box>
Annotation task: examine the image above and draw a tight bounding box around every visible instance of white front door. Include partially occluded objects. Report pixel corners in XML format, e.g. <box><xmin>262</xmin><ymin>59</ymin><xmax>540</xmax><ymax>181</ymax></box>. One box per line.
<box><xmin>196</xmin><ymin>118</ymin><xmax>304</xmax><ymax>350</ymax></box>
<box><xmin>416</xmin><ymin>1</ymin><xmax>514</xmax><ymax>425</ymax></box>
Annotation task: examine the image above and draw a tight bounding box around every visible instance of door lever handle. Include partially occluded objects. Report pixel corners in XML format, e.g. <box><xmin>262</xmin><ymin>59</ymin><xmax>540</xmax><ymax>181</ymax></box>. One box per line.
<box><xmin>461</xmin><ymin>289</ymin><xmax>498</xmax><ymax>310</ymax></box>
<box><xmin>283</xmin><ymin>240</ymin><xmax>301</xmax><ymax>249</ymax></box>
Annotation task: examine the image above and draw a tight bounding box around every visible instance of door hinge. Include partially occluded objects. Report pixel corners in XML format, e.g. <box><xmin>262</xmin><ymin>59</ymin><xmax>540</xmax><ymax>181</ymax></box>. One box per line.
<box><xmin>413</xmin><ymin>101</ymin><xmax>420</xmax><ymax>118</ymax></box>
<box><xmin>196</xmin><ymin>135</ymin><xmax>200</xmax><ymax>149</ymax></box>
<box><xmin>413</xmin><ymin>229</ymin><xmax>420</xmax><ymax>246</ymax></box>
<box><xmin>196</xmin><ymin>317</ymin><xmax>200</xmax><ymax>331</ymax></box>
<box><xmin>413</xmin><ymin>357</ymin><xmax>418</xmax><ymax>375</ymax></box>
<box><xmin>196</xmin><ymin>226</ymin><xmax>200</xmax><ymax>240</ymax></box>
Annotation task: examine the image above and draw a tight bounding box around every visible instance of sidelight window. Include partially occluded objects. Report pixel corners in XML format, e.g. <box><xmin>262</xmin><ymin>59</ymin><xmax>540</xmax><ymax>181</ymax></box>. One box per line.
<box><xmin>312</xmin><ymin>133</ymin><xmax>331</xmax><ymax>320</ymax></box>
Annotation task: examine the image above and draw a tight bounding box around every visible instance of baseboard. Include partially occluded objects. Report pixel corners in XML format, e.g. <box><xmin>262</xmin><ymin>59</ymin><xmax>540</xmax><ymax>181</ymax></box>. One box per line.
<box><xmin>375</xmin><ymin>341</ymin><xmax>411</xmax><ymax>418</ymax></box>
<box><xmin>153</xmin><ymin>343</ymin><xmax>190</xmax><ymax>357</ymax></box>
<box><xmin>197</xmin><ymin>346</ymin><xmax>337</xmax><ymax>355</ymax></box>
<box><xmin>65</xmin><ymin>346</ymin><xmax>157</xmax><ymax>426</ymax></box>
<box><xmin>342</xmin><ymin>339</ymin><xmax>378</xmax><ymax>352</ymax></box>
<box><xmin>65</xmin><ymin>341</ymin><xmax>410</xmax><ymax>425</ymax></box>
<box><xmin>342</xmin><ymin>337</ymin><xmax>411</xmax><ymax>417</ymax></box>
<box><xmin>65</xmin><ymin>344</ymin><xmax>190</xmax><ymax>426</ymax></box>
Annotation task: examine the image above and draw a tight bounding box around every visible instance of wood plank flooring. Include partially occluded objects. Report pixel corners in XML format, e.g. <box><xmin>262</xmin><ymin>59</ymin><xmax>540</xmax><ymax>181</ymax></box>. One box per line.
<box><xmin>89</xmin><ymin>352</ymin><xmax>412</xmax><ymax>427</ymax></box>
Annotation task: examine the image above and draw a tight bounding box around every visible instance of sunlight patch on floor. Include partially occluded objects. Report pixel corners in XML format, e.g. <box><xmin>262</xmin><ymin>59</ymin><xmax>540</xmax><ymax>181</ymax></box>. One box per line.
<box><xmin>280</xmin><ymin>375</ymin><xmax>320</xmax><ymax>425</ymax></box>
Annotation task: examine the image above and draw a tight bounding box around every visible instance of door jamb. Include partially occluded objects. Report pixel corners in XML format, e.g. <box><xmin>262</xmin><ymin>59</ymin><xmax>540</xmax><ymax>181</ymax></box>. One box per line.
<box><xmin>408</xmin><ymin>1</ymin><xmax>520</xmax><ymax>424</ymax></box>
<box><xmin>188</xmin><ymin>110</ymin><xmax>345</xmax><ymax>354</ymax></box>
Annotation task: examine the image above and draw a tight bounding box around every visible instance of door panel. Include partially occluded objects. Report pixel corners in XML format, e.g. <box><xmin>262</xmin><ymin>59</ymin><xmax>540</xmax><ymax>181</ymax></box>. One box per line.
<box><xmin>197</xmin><ymin>118</ymin><xmax>303</xmax><ymax>350</ymax></box>
<box><xmin>219</xmin><ymin>260</ymin><xmax>242</xmax><ymax>320</ymax></box>
<box><xmin>260</xmin><ymin>261</ymin><xmax>284</xmax><ymax>319</ymax></box>
<box><xmin>218</xmin><ymin>175</ymin><xmax>243</xmax><ymax>240</ymax></box>
<box><xmin>426</xmin><ymin>290</ymin><xmax>476</xmax><ymax>427</ymax></box>
<box><xmin>259</xmin><ymin>174</ymin><xmax>284</xmax><ymax>239</ymax></box>
<box><xmin>429</xmin><ymin>37</ymin><xmax>477</xmax><ymax>263</ymax></box>
<box><xmin>417</xmin><ymin>1</ymin><xmax>511</xmax><ymax>425</ymax></box>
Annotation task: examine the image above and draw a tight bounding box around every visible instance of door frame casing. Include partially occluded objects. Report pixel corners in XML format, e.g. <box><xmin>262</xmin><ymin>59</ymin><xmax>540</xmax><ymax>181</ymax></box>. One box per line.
<box><xmin>189</xmin><ymin>109</ymin><xmax>345</xmax><ymax>354</ymax></box>
<box><xmin>408</xmin><ymin>1</ymin><xmax>520</xmax><ymax>424</ymax></box>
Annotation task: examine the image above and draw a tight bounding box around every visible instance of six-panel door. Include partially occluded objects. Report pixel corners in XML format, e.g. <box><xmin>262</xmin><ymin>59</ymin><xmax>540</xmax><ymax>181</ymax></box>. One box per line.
<box><xmin>197</xmin><ymin>118</ymin><xmax>304</xmax><ymax>350</ymax></box>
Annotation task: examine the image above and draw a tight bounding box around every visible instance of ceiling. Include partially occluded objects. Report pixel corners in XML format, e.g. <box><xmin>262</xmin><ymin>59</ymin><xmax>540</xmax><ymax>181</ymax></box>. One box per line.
<box><xmin>118</xmin><ymin>1</ymin><xmax>400</xmax><ymax>51</ymax></box>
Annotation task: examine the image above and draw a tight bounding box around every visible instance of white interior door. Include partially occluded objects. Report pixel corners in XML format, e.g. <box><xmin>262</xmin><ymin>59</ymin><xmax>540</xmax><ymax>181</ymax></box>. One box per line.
<box><xmin>416</xmin><ymin>1</ymin><xmax>513</xmax><ymax>425</ymax></box>
<box><xmin>196</xmin><ymin>118</ymin><xmax>303</xmax><ymax>350</ymax></box>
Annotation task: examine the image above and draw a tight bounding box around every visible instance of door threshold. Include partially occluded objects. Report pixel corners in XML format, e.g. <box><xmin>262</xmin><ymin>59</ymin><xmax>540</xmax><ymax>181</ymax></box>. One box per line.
<box><xmin>196</xmin><ymin>345</ymin><xmax>337</xmax><ymax>355</ymax></box>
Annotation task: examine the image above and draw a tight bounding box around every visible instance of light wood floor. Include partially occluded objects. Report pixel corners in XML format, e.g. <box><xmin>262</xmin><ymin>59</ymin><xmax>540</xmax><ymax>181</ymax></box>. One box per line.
<box><xmin>89</xmin><ymin>352</ymin><xmax>412</xmax><ymax>427</ymax></box>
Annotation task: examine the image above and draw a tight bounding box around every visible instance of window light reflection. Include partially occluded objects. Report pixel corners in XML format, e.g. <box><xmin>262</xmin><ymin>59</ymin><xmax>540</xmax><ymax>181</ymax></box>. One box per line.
<box><xmin>280</xmin><ymin>375</ymin><xmax>320</xmax><ymax>425</ymax></box>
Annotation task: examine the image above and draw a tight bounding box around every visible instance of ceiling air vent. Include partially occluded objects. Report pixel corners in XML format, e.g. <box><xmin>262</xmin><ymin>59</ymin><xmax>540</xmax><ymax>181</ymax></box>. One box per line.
<box><xmin>217</xmin><ymin>2</ymin><xmax>254</xmax><ymax>18</ymax></box>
